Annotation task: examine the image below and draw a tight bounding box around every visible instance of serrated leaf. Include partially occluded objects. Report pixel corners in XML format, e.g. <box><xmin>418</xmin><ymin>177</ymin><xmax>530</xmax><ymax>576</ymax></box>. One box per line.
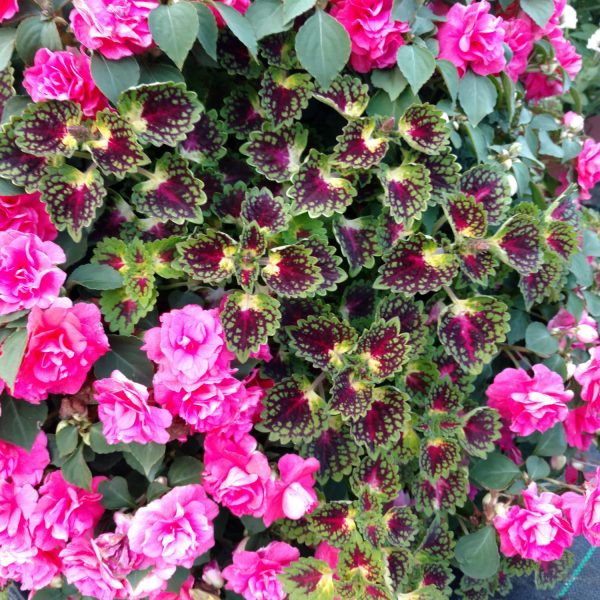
<box><xmin>313</xmin><ymin>74</ymin><xmax>370</xmax><ymax>118</ymax></box>
<box><xmin>397</xmin><ymin>103</ymin><xmax>450</xmax><ymax>155</ymax></box>
<box><xmin>416</xmin><ymin>151</ymin><xmax>460</xmax><ymax>199</ymax></box>
<box><xmin>397</xmin><ymin>44</ymin><xmax>436</xmax><ymax>95</ymax></box>
<box><xmin>242</xmin><ymin>187</ymin><xmax>288</xmax><ymax>233</ymax></box>
<box><xmin>519</xmin><ymin>251</ymin><xmax>565</xmax><ymax>309</ymax></box>
<box><xmin>305</xmin><ymin>426</ymin><xmax>360</xmax><ymax>483</ymax></box>
<box><xmin>100</xmin><ymin>286</ymin><xmax>156</xmax><ymax>335</ymax></box>
<box><xmin>298</xmin><ymin>236</ymin><xmax>347</xmax><ymax>296</ymax></box>
<box><xmin>419</xmin><ymin>518</ymin><xmax>455</xmax><ymax>561</ymax></box>
<box><xmin>308</xmin><ymin>502</ymin><xmax>358</xmax><ymax>547</ymax></box>
<box><xmin>350</xmin><ymin>452</ymin><xmax>400</xmax><ymax>500</ymax></box>
<box><xmin>415</xmin><ymin>468</ymin><xmax>469</xmax><ymax>515</ymax></box>
<box><xmin>235</xmin><ymin>223</ymin><xmax>266</xmax><ymax>290</ymax></box>
<box><xmin>333</xmin><ymin>215</ymin><xmax>379</xmax><ymax>276</ymax></box>
<box><xmin>544</xmin><ymin>220</ymin><xmax>577</xmax><ymax>260</ymax></box>
<box><xmin>0</xmin><ymin>120</ymin><xmax>48</xmax><ymax>189</ymax></box>
<box><xmin>333</xmin><ymin>118</ymin><xmax>388</xmax><ymax>170</ymax></box>
<box><xmin>419</xmin><ymin>437</ymin><xmax>462</xmax><ymax>482</ymax></box>
<box><xmin>460</xmin><ymin>165</ymin><xmax>511</xmax><ymax>226</ymax></box>
<box><xmin>280</xmin><ymin>558</ymin><xmax>335</xmax><ymax>600</ymax></box>
<box><xmin>461</xmin><ymin>407</ymin><xmax>501</xmax><ymax>458</ymax></box>
<box><xmin>330</xmin><ymin>368</ymin><xmax>373</xmax><ymax>421</ymax></box>
<box><xmin>445</xmin><ymin>193</ymin><xmax>488</xmax><ymax>239</ymax></box>
<box><xmin>377</xmin><ymin>294</ymin><xmax>427</xmax><ymax>355</ymax></box>
<box><xmin>534</xmin><ymin>551</ymin><xmax>574</xmax><ymax>590</ymax></box>
<box><xmin>259</xmin><ymin>67</ymin><xmax>314</xmax><ymax>127</ymax></box>
<box><xmin>221</xmin><ymin>86</ymin><xmax>265</xmax><ymax>137</ymax></box>
<box><xmin>180</xmin><ymin>109</ymin><xmax>227</xmax><ymax>164</ymax></box>
<box><xmin>262</xmin><ymin>243</ymin><xmax>323</xmax><ymax>297</ymax></box>
<box><xmin>0</xmin><ymin>66</ymin><xmax>15</xmax><ymax>115</ymax></box>
<box><xmin>491</xmin><ymin>213</ymin><xmax>542</xmax><ymax>275</ymax></box>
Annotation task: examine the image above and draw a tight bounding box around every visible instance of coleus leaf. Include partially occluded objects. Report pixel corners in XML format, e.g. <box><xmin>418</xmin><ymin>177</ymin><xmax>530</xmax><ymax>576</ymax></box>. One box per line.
<box><xmin>419</xmin><ymin>437</ymin><xmax>462</xmax><ymax>482</ymax></box>
<box><xmin>40</xmin><ymin>165</ymin><xmax>106</xmax><ymax>241</ymax></box>
<box><xmin>490</xmin><ymin>212</ymin><xmax>542</xmax><ymax>275</ymax></box>
<box><xmin>387</xmin><ymin>548</ymin><xmax>413</xmax><ymax>591</ymax></box>
<box><xmin>280</xmin><ymin>558</ymin><xmax>336</xmax><ymax>600</ymax></box>
<box><xmin>280</xmin><ymin>297</ymin><xmax>329</xmax><ymax>330</ymax></box>
<box><xmin>307</xmin><ymin>502</ymin><xmax>358</xmax><ymax>547</ymax></box>
<box><xmin>420</xmin><ymin>563</ymin><xmax>454</xmax><ymax>595</ymax></box>
<box><xmin>304</xmin><ymin>426</ymin><xmax>361</xmax><ymax>483</ymax></box>
<box><xmin>519</xmin><ymin>250</ymin><xmax>565</xmax><ymax>310</ymax></box>
<box><xmin>262</xmin><ymin>243</ymin><xmax>323</xmax><ymax>297</ymax></box>
<box><xmin>330</xmin><ymin>368</ymin><xmax>373</xmax><ymax>421</ymax></box>
<box><xmin>145</xmin><ymin>237</ymin><xmax>182</xmax><ymax>279</ymax></box>
<box><xmin>122</xmin><ymin>238</ymin><xmax>156</xmax><ymax>308</ymax></box>
<box><xmin>376</xmin><ymin>210</ymin><xmax>406</xmax><ymax>250</ymax></box>
<box><xmin>289</xmin><ymin>314</ymin><xmax>357</xmax><ymax>370</ymax></box>
<box><xmin>220</xmin><ymin>86</ymin><xmax>265</xmax><ymax>138</ymax></box>
<box><xmin>259</xmin><ymin>67</ymin><xmax>314</xmax><ymax>127</ymax></box>
<box><xmin>86</xmin><ymin>109</ymin><xmax>149</xmax><ymax>178</ymax></box>
<box><xmin>289</xmin><ymin>149</ymin><xmax>357</xmax><ymax>218</ymax></box>
<box><xmin>337</xmin><ymin>539</ymin><xmax>386</xmax><ymax>586</ymax></box>
<box><xmin>333</xmin><ymin>215</ymin><xmax>379</xmax><ymax>276</ymax></box>
<box><xmin>437</xmin><ymin>296</ymin><xmax>510</xmax><ymax>375</ymax></box>
<box><xmin>428</xmin><ymin>379</ymin><xmax>463</xmax><ymax>413</ymax></box>
<box><xmin>177</xmin><ymin>230</ymin><xmax>237</xmax><ymax>285</ymax></box>
<box><xmin>384</xmin><ymin>505</ymin><xmax>419</xmax><ymax>546</ymax></box>
<box><xmin>534</xmin><ymin>552</ymin><xmax>574</xmax><ymax>591</ymax></box>
<box><xmin>414</xmin><ymin>468</ymin><xmax>469</xmax><ymax>515</ymax></box>
<box><xmin>397</xmin><ymin>103</ymin><xmax>450</xmax><ymax>155</ymax></box>
<box><xmin>117</xmin><ymin>82</ymin><xmax>202</xmax><ymax>146</ymax></box>
<box><xmin>458</xmin><ymin>248</ymin><xmax>497</xmax><ymax>286</ymax></box>
<box><xmin>350</xmin><ymin>387</ymin><xmax>408</xmax><ymax>455</ymax></box>
<box><xmin>376</xmin><ymin>295</ymin><xmax>428</xmax><ymax>356</ymax></box>
<box><xmin>213</xmin><ymin>181</ymin><xmax>246</xmax><ymax>222</ymax></box>
<box><xmin>220</xmin><ymin>291</ymin><xmax>281</xmax><ymax>361</ymax></box>
<box><xmin>15</xmin><ymin>100</ymin><xmax>81</xmax><ymax>157</ymax></box>
<box><xmin>460</xmin><ymin>407</ymin><xmax>501</xmax><ymax>458</ymax></box>
<box><xmin>313</xmin><ymin>74</ymin><xmax>370</xmax><ymax>118</ymax></box>
<box><xmin>131</xmin><ymin>152</ymin><xmax>206</xmax><ymax>224</ymax></box>
<box><xmin>433</xmin><ymin>349</ymin><xmax>475</xmax><ymax>390</ymax></box>
<box><xmin>179</xmin><ymin>109</ymin><xmax>227</xmax><ymax>164</ymax></box>
<box><xmin>460</xmin><ymin>165</ymin><xmax>512</xmax><ymax>225</ymax></box>
<box><xmin>415</xmin><ymin>151</ymin><xmax>460</xmax><ymax>199</ymax></box>
<box><xmin>0</xmin><ymin>66</ymin><xmax>14</xmax><ymax>115</ymax></box>
<box><xmin>341</xmin><ymin>280</ymin><xmax>377</xmax><ymax>327</ymax></box>
<box><xmin>544</xmin><ymin>219</ymin><xmax>577</xmax><ymax>260</ymax></box>
<box><xmin>100</xmin><ymin>286</ymin><xmax>157</xmax><ymax>335</ymax></box>
<box><xmin>241</xmin><ymin>187</ymin><xmax>288</xmax><ymax>234</ymax></box>
<box><xmin>298</xmin><ymin>236</ymin><xmax>347</xmax><ymax>296</ymax></box>
<box><xmin>356</xmin><ymin>502</ymin><xmax>388</xmax><ymax>548</ymax></box>
<box><xmin>240</xmin><ymin>123</ymin><xmax>308</xmax><ymax>182</ymax></box>
<box><xmin>350</xmin><ymin>451</ymin><xmax>400</xmax><ymax>500</ymax></box>
<box><xmin>419</xmin><ymin>518</ymin><xmax>454</xmax><ymax>561</ymax></box>
<box><xmin>333</xmin><ymin>118</ymin><xmax>389</xmax><ymax>170</ymax></box>
<box><xmin>378</xmin><ymin>161</ymin><xmax>432</xmax><ymax>226</ymax></box>
<box><xmin>401</xmin><ymin>359</ymin><xmax>440</xmax><ymax>402</ymax></box>
<box><xmin>235</xmin><ymin>222</ymin><xmax>267</xmax><ymax>291</ymax></box>
<box><xmin>547</xmin><ymin>193</ymin><xmax>578</xmax><ymax>227</ymax></box>
<box><xmin>355</xmin><ymin>318</ymin><xmax>410</xmax><ymax>382</ymax></box>
<box><xmin>93</xmin><ymin>237</ymin><xmax>128</xmax><ymax>272</ymax></box>
<box><xmin>375</xmin><ymin>234</ymin><xmax>459</xmax><ymax>294</ymax></box>
<box><xmin>0</xmin><ymin>121</ymin><xmax>48</xmax><ymax>189</ymax></box>
<box><xmin>445</xmin><ymin>193</ymin><xmax>488</xmax><ymax>239</ymax></box>
<box><xmin>259</xmin><ymin>32</ymin><xmax>298</xmax><ymax>69</ymax></box>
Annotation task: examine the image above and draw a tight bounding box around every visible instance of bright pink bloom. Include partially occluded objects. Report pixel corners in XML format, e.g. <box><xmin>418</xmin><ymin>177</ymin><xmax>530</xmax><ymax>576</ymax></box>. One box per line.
<box><xmin>222</xmin><ymin>541</ymin><xmax>300</xmax><ymax>600</ymax></box>
<box><xmin>330</xmin><ymin>0</ymin><xmax>409</xmax><ymax>73</ymax></box>
<box><xmin>95</xmin><ymin>370</ymin><xmax>172</xmax><ymax>445</ymax></box>
<box><xmin>263</xmin><ymin>454</ymin><xmax>320</xmax><ymax>526</ymax></box>
<box><xmin>437</xmin><ymin>1</ymin><xmax>506</xmax><ymax>77</ymax></box>
<box><xmin>127</xmin><ymin>485</ymin><xmax>218</xmax><ymax>568</ymax></box>
<box><xmin>0</xmin><ymin>230</ymin><xmax>65</xmax><ymax>316</ymax></box>
<box><xmin>0</xmin><ymin>0</ymin><xmax>18</xmax><ymax>22</ymax></box>
<box><xmin>574</xmin><ymin>346</ymin><xmax>600</xmax><ymax>425</ymax></box>
<box><xmin>202</xmin><ymin>433</ymin><xmax>271</xmax><ymax>518</ymax></box>
<box><xmin>23</xmin><ymin>48</ymin><xmax>108</xmax><ymax>117</ymax></box>
<box><xmin>315</xmin><ymin>542</ymin><xmax>340</xmax><ymax>571</ymax></box>
<box><xmin>70</xmin><ymin>0</ymin><xmax>158</xmax><ymax>60</ymax></box>
<box><xmin>0</xmin><ymin>193</ymin><xmax>57</xmax><ymax>240</ymax></box>
<box><xmin>486</xmin><ymin>364</ymin><xmax>573</xmax><ymax>436</ymax></box>
<box><xmin>581</xmin><ymin>470</ymin><xmax>600</xmax><ymax>545</ymax></box>
<box><xmin>577</xmin><ymin>139</ymin><xmax>600</xmax><ymax>200</ymax></box>
<box><xmin>563</xmin><ymin>406</ymin><xmax>596</xmax><ymax>451</ymax></box>
<box><xmin>0</xmin><ymin>481</ymin><xmax>37</xmax><ymax>557</ymax></box>
<box><xmin>548</xmin><ymin>308</ymin><xmax>599</xmax><ymax>348</ymax></box>
<box><xmin>494</xmin><ymin>483</ymin><xmax>574</xmax><ymax>561</ymax></box>
<box><xmin>12</xmin><ymin>300</ymin><xmax>109</xmax><ymax>403</ymax></box>
<box><xmin>0</xmin><ymin>431</ymin><xmax>49</xmax><ymax>486</ymax></box>
<box><xmin>210</xmin><ymin>0</ymin><xmax>250</xmax><ymax>27</ymax></box>
<box><xmin>497</xmin><ymin>420</ymin><xmax>523</xmax><ymax>463</ymax></box>
<box><xmin>504</xmin><ymin>18</ymin><xmax>535</xmax><ymax>81</ymax></box>
<box><xmin>30</xmin><ymin>471</ymin><xmax>105</xmax><ymax>551</ymax></box>
<box><xmin>18</xmin><ymin>549</ymin><xmax>62</xmax><ymax>592</ymax></box>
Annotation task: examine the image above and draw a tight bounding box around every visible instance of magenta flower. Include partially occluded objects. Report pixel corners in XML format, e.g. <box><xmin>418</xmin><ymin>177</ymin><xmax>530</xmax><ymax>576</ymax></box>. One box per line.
<box><xmin>0</xmin><ymin>193</ymin><xmax>57</xmax><ymax>241</ymax></box>
<box><xmin>0</xmin><ymin>431</ymin><xmax>49</xmax><ymax>486</ymax></box>
<box><xmin>0</xmin><ymin>0</ymin><xmax>18</xmax><ymax>22</ymax></box>
<box><xmin>576</xmin><ymin>139</ymin><xmax>600</xmax><ymax>201</ymax></box>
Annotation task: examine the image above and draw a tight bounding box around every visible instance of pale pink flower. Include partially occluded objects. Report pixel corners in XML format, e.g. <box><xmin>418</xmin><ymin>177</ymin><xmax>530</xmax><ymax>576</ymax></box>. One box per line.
<box><xmin>202</xmin><ymin>433</ymin><xmax>271</xmax><ymax>518</ymax></box>
<box><xmin>202</xmin><ymin>560</ymin><xmax>225</xmax><ymax>589</ymax></box>
<box><xmin>0</xmin><ymin>230</ymin><xmax>65</xmax><ymax>316</ymax></box>
<box><xmin>494</xmin><ymin>483</ymin><xmax>574</xmax><ymax>561</ymax></box>
<box><xmin>548</xmin><ymin>308</ymin><xmax>599</xmax><ymax>348</ymax></box>
<box><xmin>263</xmin><ymin>454</ymin><xmax>320</xmax><ymax>526</ymax></box>
<box><xmin>0</xmin><ymin>481</ymin><xmax>37</xmax><ymax>557</ymax></box>
<box><xmin>223</xmin><ymin>541</ymin><xmax>300</xmax><ymax>600</ymax></box>
<box><xmin>70</xmin><ymin>0</ymin><xmax>158</xmax><ymax>60</ymax></box>
<box><xmin>330</xmin><ymin>0</ymin><xmax>410</xmax><ymax>73</ymax></box>
<box><xmin>23</xmin><ymin>48</ymin><xmax>108</xmax><ymax>117</ymax></box>
<box><xmin>505</xmin><ymin>18</ymin><xmax>535</xmax><ymax>80</ymax></box>
<box><xmin>0</xmin><ymin>193</ymin><xmax>57</xmax><ymax>241</ymax></box>
<box><xmin>0</xmin><ymin>431</ymin><xmax>49</xmax><ymax>486</ymax></box>
<box><xmin>437</xmin><ymin>0</ymin><xmax>506</xmax><ymax>77</ymax></box>
<box><xmin>486</xmin><ymin>364</ymin><xmax>573</xmax><ymax>436</ymax></box>
<box><xmin>564</xmin><ymin>111</ymin><xmax>585</xmax><ymax>132</ymax></box>
<box><xmin>127</xmin><ymin>485</ymin><xmax>218</xmax><ymax>569</ymax></box>
<box><xmin>12</xmin><ymin>300</ymin><xmax>109</xmax><ymax>403</ymax></box>
<box><xmin>95</xmin><ymin>370</ymin><xmax>172</xmax><ymax>445</ymax></box>
<box><xmin>577</xmin><ymin>139</ymin><xmax>600</xmax><ymax>200</ymax></box>
<box><xmin>0</xmin><ymin>0</ymin><xmax>18</xmax><ymax>22</ymax></box>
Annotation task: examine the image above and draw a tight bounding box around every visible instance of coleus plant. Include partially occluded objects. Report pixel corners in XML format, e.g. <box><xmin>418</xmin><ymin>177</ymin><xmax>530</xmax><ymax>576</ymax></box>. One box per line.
<box><xmin>0</xmin><ymin>0</ymin><xmax>599</xmax><ymax>599</ymax></box>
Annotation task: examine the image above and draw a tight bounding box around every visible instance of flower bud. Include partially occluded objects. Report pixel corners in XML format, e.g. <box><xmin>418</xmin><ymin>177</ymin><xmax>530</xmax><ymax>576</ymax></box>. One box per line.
<box><xmin>551</xmin><ymin>455</ymin><xmax>567</xmax><ymax>470</ymax></box>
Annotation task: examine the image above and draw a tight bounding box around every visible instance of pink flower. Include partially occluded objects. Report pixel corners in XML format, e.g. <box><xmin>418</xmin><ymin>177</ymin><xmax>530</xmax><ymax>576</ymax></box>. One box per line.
<box><xmin>263</xmin><ymin>454</ymin><xmax>320</xmax><ymax>526</ymax></box>
<box><xmin>437</xmin><ymin>0</ymin><xmax>506</xmax><ymax>77</ymax></box>
<box><xmin>563</xmin><ymin>406</ymin><xmax>597</xmax><ymax>451</ymax></box>
<box><xmin>486</xmin><ymin>364</ymin><xmax>573</xmax><ymax>436</ymax></box>
<box><xmin>202</xmin><ymin>433</ymin><xmax>271</xmax><ymax>518</ymax></box>
<box><xmin>494</xmin><ymin>483</ymin><xmax>574</xmax><ymax>561</ymax></box>
<box><xmin>497</xmin><ymin>420</ymin><xmax>523</xmax><ymax>463</ymax></box>
<box><xmin>330</xmin><ymin>0</ymin><xmax>409</xmax><ymax>73</ymax></box>
<box><xmin>574</xmin><ymin>346</ymin><xmax>600</xmax><ymax>417</ymax></box>
<box><xmin>70</xmin><ymin>0</ymin><xmax>159</xmax><ymax>60</ymax></box>
<box><xmin>12</xmin><ymin>300</ymin><xmax>109</xmax><ymax>403</ymax></box>
<box><xmin>564</xmin><ymin>111</ymin><xmax>585</xmax><ymax>132</ymax></box>
<box><xmin>548</xmin><ymin>308</ymin><xmax>599</xmax><ymax>348</ymax></box>
<box><xmin>0</xmin><ymin>481</ymin><xmax>37</xmax><ymax>557</ymax></box>
<box><xmin>577</xmin><ymin>139</ymin><xmax>600</xmax><ymax>200</ymax></box>
<box><xmin>0</xmin><ymin>193</ymin><xmax>57</xmax><ymax>240</ymax></box>
<box><xmin>127</xmin><ymin>485</ymin><xmax>218</xmax><ymax>568</ymax></box>
<box><xmin>18</xmin><ymin>548</ymin><xmax>62</xmax><ymax>592</ymax></box>
<box><xmin>0</xmin><ymin>230</ymin><xmax>65</xmax><ymax>316</ymax></box>
<box><xmin>0</xmin><ymin>0</ymin><xmax>17</xmax><ymax>22</ymax></box>
<box><xmin>315</xmin><ymin>542</ymin><xmax>340</xmax><ymax>572</ymax></box>
<box><xmin>23</xmin><ymin>48</ymin><xmax>108</xmax><ymax>117</ymax></box>
<box><xmin>0</xmin><ymin>431</ymin><xmax>49</xmax><ymax>486</ymax></box>
<box><xmin>210</xmin><ymin>0</ymin><xmax>250</xmax><ymax>28</ymax></box>
<box><xmin>95</xmin><ymin>370</ymin><xmax>172</xmax><ymax>445</ymax></box>
<box><xmin>30</xmin><ymin>471</ymin><xmax>105</xmax><ymax>551</ymax></box>
<box><xmin>223</xmin><ymin>541</ymin><xmax>300</xmax><ymax>600</ymax></box>
<box><xmin>505</xmin><ymin>18</ymin><xmax>535</xmax><ymax>80</ymax></box>
<box><xmin>581</xmin><ymin>470</ymin><xmax>600</xmax><ymax>545</ymax></box>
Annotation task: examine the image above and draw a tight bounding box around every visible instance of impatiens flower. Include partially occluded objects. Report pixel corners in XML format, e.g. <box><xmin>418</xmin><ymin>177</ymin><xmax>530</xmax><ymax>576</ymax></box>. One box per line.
<box><xmin>30</xmin><ymin>471</ymin><xmax>105</xmax><ymax>551</ymax></box>
<box><xmin>577</xmin><ymin>138</ymin><xmax>600</xmax><ymax>200</ymax></box>
<box><xmin>18</xmin><ymin>548</ymin><xmax>62</xmax><ymax>592</ymax></box>
<box><xmin>127</xmin><ymin>485</ymin><xmax>218</xmax><ymax>568</ymax></box>
<box><xmin>486</xmin><ymin>364</ymin><xmax>573</xmax><ymax>436</ymax></box>
<box><xmin>202</xmin><ymin>433</ymin><xmax>271</xmax><ymax>518</ymax></box>
<box><xmin>330</xmin><ymin>0</ymin><xmax>410</xmax><ymax>73</ymax></box>
<box><xmin>222</xmin><ymin>541</ymin><xmax>300</xmax><ymax>600</ymax></box>
<box><xmin>0</xmin><ymin>431</ymin><xmax>49</xmax><ymax>486</ymax></box>
<box><xmin>494</xmin><ymin>483</ymin><xmax>574</xmax><ymax>561</ymax></box>
<box><xmin>581</xmin><ymin>470</ymin><xmax>600</xmax><ymax>545</ymax></box>
<box><xmin>23</xmin><ymin>48</ymin><xmax>108</xmax><ymax>117</ymax></box>
<box><xmin>70</xmin><ymin>0</ymin><xmax>159</xmax><ymax>60</ymax></box>
<box><xmin>95</xmin><ymin>370</ymin><xmax>172</xmax><ymax>445</ymax></box>
<box><xmin>0</xmin><ymin>0</ymin><xmax>17</xmax><ymax>22</ymax></box>
<box><xmin>437</xmin><ymin>0</ymin><xmax>506</xmax><ymax>77</ymax></box>
<box><xmin>12</xmin><ymin>300</ymin><xmax>109</xmax><ymax>403</ymax></box>
<box><xmin>548</xmin><ymin>308</ymin><xmax>599</xmax><ymax>348</ymax></box>
<box><xmin>573</xmin><ymin>346</ymin><xmax>600</xmax><ymax>429</ymax></box>
<box><xmin>263</xmin><ymin>454</ymin><xmax>320</xmax><ymax>526</ymax></box>
<box><xmin>0</xmin><ymin>193</ymin><xmax>57</xmax><ymax>241</ymax></box>
<box><xmin>504</xmin><ymin>18</ymin><xmax>535</xmax><ymax>81</ymax></box>
<box><xmin>0</xmin><ymin>481</ymin><xmax>38</xmax><ymax>557</ymax></box>
<box><xmin>563</xmin><ymin>406</ymin><xmax>597</xmax><ymax>451</ymax></box>
<box><xmin>0</xmin><ymin>230</ymin><xmax>65</xmax><ymax>316</ymax></box>
<box><xmin>564</xmin><ymin>110</ymin><xmax>585</xmax><ymax>132</ymax></box>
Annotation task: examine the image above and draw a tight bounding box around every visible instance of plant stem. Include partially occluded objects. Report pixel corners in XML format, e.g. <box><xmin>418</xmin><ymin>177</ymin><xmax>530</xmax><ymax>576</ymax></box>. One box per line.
<box><xmin>542</xmin><ymin>477</ymin><xmax>583</xmax><ymax>493</ymax></box>
<box><xmin>443</xmin><ymin>285</ymin><xmax>460</xmax><ymax>304</ymax></box>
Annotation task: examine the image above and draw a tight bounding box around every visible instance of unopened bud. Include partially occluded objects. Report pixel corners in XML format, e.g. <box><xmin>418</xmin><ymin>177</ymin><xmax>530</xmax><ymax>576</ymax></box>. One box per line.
<box><xmin>507</xmin><ymin>174</ymin><xmax>518</xmax><ymax>196</ymax></box>
<box><xmin>572</xmin><ymin>460</ymin><xmax>585</xmax><ymax>471</ymax></box>
<box><xmin>551</xmin><ymin>455</ymin><xmax>567</xmax><ymax>470</ymax></box>
<box><xmin>202</xmin><ymin>560</ymin><xmax>225</xmax><ymax>589</ymax></box>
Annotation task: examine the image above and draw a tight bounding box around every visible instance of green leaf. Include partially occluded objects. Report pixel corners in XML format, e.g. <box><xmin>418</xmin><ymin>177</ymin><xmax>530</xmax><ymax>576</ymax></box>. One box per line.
<box><xmin>241</xmin><ymin>515</ymin><xmax>268</xmax><ymax>534</ymax></box>
<box><xmin>67</xmin><ymin>263</ymin><xmax>124</xmax><ymax>290</ymax></box>
<box><xmin>168</xmin><ymin>456</ymin><xmax>203</xmax><ymax>486</ymax></box>
<box><xmin>195</xmin><ymin>3</ymin><xmax>218</xmax><ymax>61</ymax></box>
<box><xmin>534</xmin><ymin>423</ymin><xmax>567</xmax><ymax>457</ymax></box>
<box><xmin>88</xmin><ymin>422</ymin><xmax>126</xmax><ymax>454</ymax></box>
<box><xmin>98</xmin><ymin>476</ymin><xmax>136</xmax><ymax>510</ymax></box>
<box><xmin>583</xmin><ymin>230</ymin><xmax>600</xmax><ymax>257</ymax></box>
<box><xmin>454</xmin><ymin>526</ymin><xmax>500</xmax><ymax>580</ymax></box>
<box><xmin>124</xmin><ymin>442</ymin><xmax>165</xmax><ymax>479</ymax></box>
<box><xmin>149</xmin><ymin>1</ymin><xmax>199</xmax><ymax>69</ymax></box>
<box><xmin>0</xmin><ymin>397</ymin><xmax>47</xmax><ymax>451</ymax></box>
<box><xmin>526</xmin><ymin>456</ymin><xmax>550</xmax><ymax>480</ymax></box>
<box><xmin>90</xmin><ymin>55</ymin><xmax>140</xmax><ymax>105</ymax></box>
<box><xmin>283</xmin><ymin>0</ymin><xmax>316</xmax><ymax>22</ymax></box>
<box><xmin>56</xmin><ymin>424</ymin><xmax>79</xmax><ymax>457</ymax></box>
<box><xmin>0</xmin><ymin>28</ymin><xmax>16</xmax><ymax>70</ymax></box>
<box><xmin>437</xmin><ymin>59</ymin><xmax>459</xmax><ymax>102</ymax></box>
<box><xmin>246</xmin><ymin>0</ymin><xmax>290</xmax><ymax>40</ymax></box>
<box><xmin>15</xmin><ymin>16</ymin><xmax>62</xmax><ymax>64</ymax></box>
<box><xmin>212</xmin><ymin>2</ymin><xmax>258</xmax><ymax>57</ymax></box>
<box><xmin>520</xmin><ymin>0</ymin><xmax>554</xmax><ymax>28</ymax></box>
<box><xmin>295</xmin><ymin>10</ymin><xmax>351</xmax><ymax>88</ymax></box>
<box><xmin>94</xmin><ymin>335</ymin><xmax>155</xmax><ymax>387</ymax></box>
<box><xmin>525</xmin><ymin>322</ymin><xmax>559</xmax><ymax>356</ymax></box>
<box><xmin>371</xmin><ymin>67</ymin><xmax>407</xmax><ymax>101</ymax></box>
<box><xmin>396</xmin><ymin>44</ymin><xmax>436</xmax><ymax>95</ymax></box>
<box><xmin>62</xmin><ymin>444</ymin><xmax>93</xmax><ymax>490</ymax></box>
<box><xmin>570</xmin><ymin>253</ymin><xmax>594</xmax><ymax>287</ymax></box>
<box><xmin>458</xmin><ymin>71</ymin><xmax>497</xmax><ymax>126</ymax></box>
<box><xmin>470</xmin><ymin>451</ymin><xmax>521</xmax><ymax>490</ymax></box>
<box><xmin>0</xmin><ymin>327</ymin><xmax>27</xmax><ymax>388</ymax></box>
